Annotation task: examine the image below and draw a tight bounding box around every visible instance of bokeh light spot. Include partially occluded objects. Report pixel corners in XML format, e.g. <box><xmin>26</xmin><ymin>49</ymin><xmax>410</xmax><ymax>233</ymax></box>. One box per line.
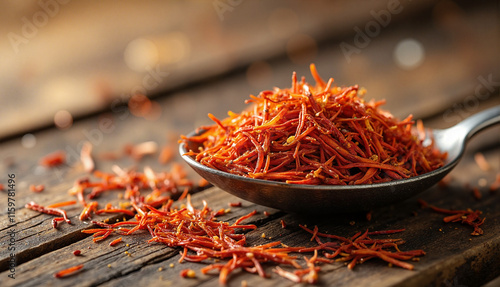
<box><xmin>393</xmin><ymin>39</ymin><xmax>425</xmax><ymax>70</ymax></box>
<box><xmin>54</xmin><ymin>110</ymin><xmax>73</xmax><ymax>130</ymax></box>
<box><xmin>124</xmin><ymin>38</ymin><xmax>159</xmax><ymax>72</ymax></box>
<box><xmin>128</xmin><ymin>94</ymin><xmax>154</xmax><ymax>118</ymax></box>
<box><xmin>156</xmin><ymin>32</ymin><xmax>191</xmax><ymax>64</ymax></box>
<box><xmin>21</xmin><ymin>133</ymin><xmax>36</xmax><ymax>149</ymax></box>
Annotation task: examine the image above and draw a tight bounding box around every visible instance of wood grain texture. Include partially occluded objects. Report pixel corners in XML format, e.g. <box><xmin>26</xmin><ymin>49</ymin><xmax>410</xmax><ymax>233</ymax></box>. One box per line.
<box><xmin>0</xmin><ymin>2</ymin><xmax>499</xmax><ymax>284</ymax></box>
<box><xmin>1</xmin><ymin>78</ymin><xmax>498</xmax><ymax>286</ymax></box>
<box><xmin>1</xmin><ymin>1</ymin><xmax>498</xmax><ymax>139</ymax></box>
<box><xmin>1</xmin><ymin>135</ymin><xmax>498</xmax><ymax>286</ymax></box>
<box><xmin>1</xmin><ymin>59</ymin><xmax>498</xmax><ymax>285</ymax></box>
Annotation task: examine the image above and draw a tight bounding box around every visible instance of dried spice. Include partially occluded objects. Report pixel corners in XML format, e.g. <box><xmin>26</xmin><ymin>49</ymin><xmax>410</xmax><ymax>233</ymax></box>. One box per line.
<box><xmin>298</xmin><ymin>226</ymin><xmax>424</xmax><ymax>271</ymax></box>
<box><xmin>280</xmin><ymin>219</ymin><xmax>287</xmax><ymax>229</ymax></box>
<box><xmin>418</xmin><ymin>200</ymin><xmax>485</xmax><ymax>236</ymax></box>
<box><xmin>25</xmin><ymin>164</ymin><xmax>192</xmax><ymax>229</ymax></box>
<box><xmin>109</xmin><ymin>237</ymin><xmax>122</xmax><ymax>246</ymax></box>
<box><xmin>40</xmin><ymin>151</ymin><xmax>66</xmax><ymax>167</ymax></box>
<box><xmin>158</xmin><ymin>144</ymin><xmax>174</xmax><ymax>164</ymax></box>
<box><xmin>228</xmin><ymin>202</ymin><xmax>242</xmax><ymax>207</ymax></box>
<box><xmin>29</xmin><ymin>184</ymin><xmax>45</xmax><ymax>193</ymax></box>
<box><xmin>53</xmin><ymin>264</ymin><xmax>84</xmax><ymax>278</ymax></box>
<box><xmin>182</xmin><ymin>64</ymin><xmax>446</xmax><ymax>185</ymax></box>
<box><xmin>80</xmin><ymin>141</ymin><xmax>95</xmax><ymax>173</ymax></box>
<box><xmin>180</xmin><ymin>268</ymin><xmax>196</xmax><ymax>278</ymax></box>
<box><xmin>26</xmin><ymin>161</ymin><xmax>426</xmax><ymax>285</ymax></box>
<box><xmin>471</xmin><ymin>187</ymin><xmax>482</xmax><ymax>201</ymax></box>
<box><xmin>489</xmin><ymin>173</ymin><xmax>500</xmax><ymax>193</ymax></box>
<box><xmin>474</xmin><ymin>152</ymin><xmax>491</xmax><ymax>171</ymax></box>
<box><xmin>124</xmin><ymin>141</ymin><xmax>158</xmax><ymax>161</ymax></box>
<box><xmin>80</xmin><ymin>194</ymin><xmax>424</xmax><ymax>284</ymax></box>
<box><xmin>25</xmin><ymin>201</ymin><xmax>72</xmax><ymax>228</ymax></box>
<box><xmin>47</xmin><ymin>200</ymin><xmax>77</xmax><ymax>209</ymax></box>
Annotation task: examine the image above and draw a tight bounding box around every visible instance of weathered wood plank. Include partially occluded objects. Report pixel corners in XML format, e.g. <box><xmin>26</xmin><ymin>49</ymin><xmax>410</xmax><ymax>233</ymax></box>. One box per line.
<box><xmin>1</xmin><ymin>92</ymin><xmax>498</xmax><ymax>286</ymax></box>
<box><xmin>102</xmin><ymin>199</ymin><xmax>500</xmax><ymax>286</ymax></box>
<box><xmin>2</xmin><ymin>1</ymin><xmax>498</xmax><ymax>140</ymax></box>
<box><xmin>2</xmin><ymin>0</ymin><xmax>441</xmax><ymax>139</ymax></box>
<box><xmin>1</xmin><ymin>91</ymin><xmax>498</xmax><ymax>284</ymax></box>
<box><xmin>0</xmin><ymin>7</ymin><xmax>498</xmax><ymax>283</ymax></box>
<box><xmin>103</xmin><ymin>180</ymin><xmax>500</xmax><ymax>287</ymax></box>
<box><xmin>0</xmin><ymin>121</ymin><xmax>201</xmax><ymax>272</ymax></box>
<box><xmin>3</xmin><ymin>138</ymin><xmax>497</xmax><ymax>287</ymax></box>
<box><xmin>0</xmin><ymin>187</ymin><xmax>276</xmax><ymax>287</ymax></box>
<box><xmin>0</xmin><ymin>179</ymin><xmax>138</xmax><ymax>272</ymax></box>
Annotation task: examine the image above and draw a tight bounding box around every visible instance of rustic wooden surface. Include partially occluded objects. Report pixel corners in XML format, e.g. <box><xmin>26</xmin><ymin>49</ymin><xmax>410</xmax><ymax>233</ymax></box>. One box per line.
<box><xmin>0</xmin><ymin>70</ymin><xmax>498</xmax><ymax>286</ymax></box>
<box><xmin>1</xmin><ymin>1</ymin><xmax>499</xmax><ymax>286</ymax></box>
<box><xmin>0</xmin><ymin>112</ymin><xmax>499</xmax><ymax>287</ymax></box>
<box><xmin>1</xmin><ymin>0</ymin><xmax>498</xmax><ymax>139</ymax></box>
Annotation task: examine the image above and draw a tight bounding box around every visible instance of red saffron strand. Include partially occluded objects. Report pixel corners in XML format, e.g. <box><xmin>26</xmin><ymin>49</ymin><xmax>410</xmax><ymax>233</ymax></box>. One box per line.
<box><xmin>25</xmin><ymin>201</ymin><xmax>72</xmax><ymax>225</ymax></box>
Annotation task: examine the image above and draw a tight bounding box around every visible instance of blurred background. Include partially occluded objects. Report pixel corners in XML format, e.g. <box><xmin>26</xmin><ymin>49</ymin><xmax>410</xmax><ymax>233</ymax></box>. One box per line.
<box><xmin>1</xmin><ymin>0</ymin><xmax>498</xmax><ymax>141</ymax></box>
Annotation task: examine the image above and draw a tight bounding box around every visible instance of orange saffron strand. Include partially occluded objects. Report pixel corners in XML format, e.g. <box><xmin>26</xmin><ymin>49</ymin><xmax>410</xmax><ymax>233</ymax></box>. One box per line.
<box><xmin>40</xmin><ymin>151</ymin><xmax>66</xmax><ymax>167</ymax></box>
<box><xmin>29</xmin><ymin>184</ymin><xmax>45</xmax><ymax>193</ymax></box>
<box><xmin>109</xmin><ymin>237</ymin><xmax>122</xmax><ymax>246</ymax></box>
<box><xmin>47</xmin><ymin>200</ymin><xmax>77</xmax><ymax>209</ymax></box>
<box><xmin>233</xmin><ymin>210</ymin><xmax>258</xmax><ymax>225</ymax></box>
<box><xmin>53</xmin><ymin>264</ymin><xmax>84</xmax><ymax>278</ymax></box>
<box><xmin>80</xmin><ymin>201</ymin><xmax>98</xmax><ymax>221</ymax></box>
<box><xmin>177</xmin><ymin>187</ymin><xmax>190</xmax><ymax>201</ymax></box>
<box><xmin>95</xmin><ymin>208</ymin><xmax>135</xmax><ymax>217</ymax></box>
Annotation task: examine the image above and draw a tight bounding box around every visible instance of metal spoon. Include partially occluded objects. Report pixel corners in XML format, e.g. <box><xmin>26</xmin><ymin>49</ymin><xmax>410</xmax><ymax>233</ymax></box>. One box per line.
<box><xmin>180</xmin><ymin>106</ymin><xmax>500</xmax><ymax>214</ymax></box>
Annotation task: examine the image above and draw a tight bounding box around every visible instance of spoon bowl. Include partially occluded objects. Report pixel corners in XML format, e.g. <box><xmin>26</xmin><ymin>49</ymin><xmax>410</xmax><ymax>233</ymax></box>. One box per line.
<box><xmin>180</xmin><ymin>106</ymin><xmax>500</xmax><ymax>214</ymax></box>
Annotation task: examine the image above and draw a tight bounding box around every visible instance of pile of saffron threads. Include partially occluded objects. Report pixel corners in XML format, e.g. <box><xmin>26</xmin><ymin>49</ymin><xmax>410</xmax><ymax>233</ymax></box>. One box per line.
<box><xmin>83</xmin><ymin>195</ymin><xmax>425</xmax><ymax>284</ymax></box>
<box><xmin>25</xmin><ymin>163</ymin><xmax>193</xmax><ymax>229</ymax></box>
<box><xmin>182</xmin><ymin>64</ymin><xmax>447</xmax><ymax>185</ymax></box>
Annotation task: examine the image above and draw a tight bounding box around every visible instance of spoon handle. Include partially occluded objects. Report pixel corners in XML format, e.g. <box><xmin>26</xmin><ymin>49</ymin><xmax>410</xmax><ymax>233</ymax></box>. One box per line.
<box><xmin>454</xmin><ymin>105</ymin><xmax>500</xmax><ymax>142</ymax></box>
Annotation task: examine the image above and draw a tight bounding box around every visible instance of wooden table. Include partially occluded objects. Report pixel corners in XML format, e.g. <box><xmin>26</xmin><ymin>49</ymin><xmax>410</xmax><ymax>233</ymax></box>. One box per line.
<box><xmin>1</xmin><ymin>1</ymin><xmax>499</xmax><ymax>286</ymax></box>
<box><xmin>1</xmin><ymin>80</ymin><xmax>499</xmax><ymax>287</ymax></box>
